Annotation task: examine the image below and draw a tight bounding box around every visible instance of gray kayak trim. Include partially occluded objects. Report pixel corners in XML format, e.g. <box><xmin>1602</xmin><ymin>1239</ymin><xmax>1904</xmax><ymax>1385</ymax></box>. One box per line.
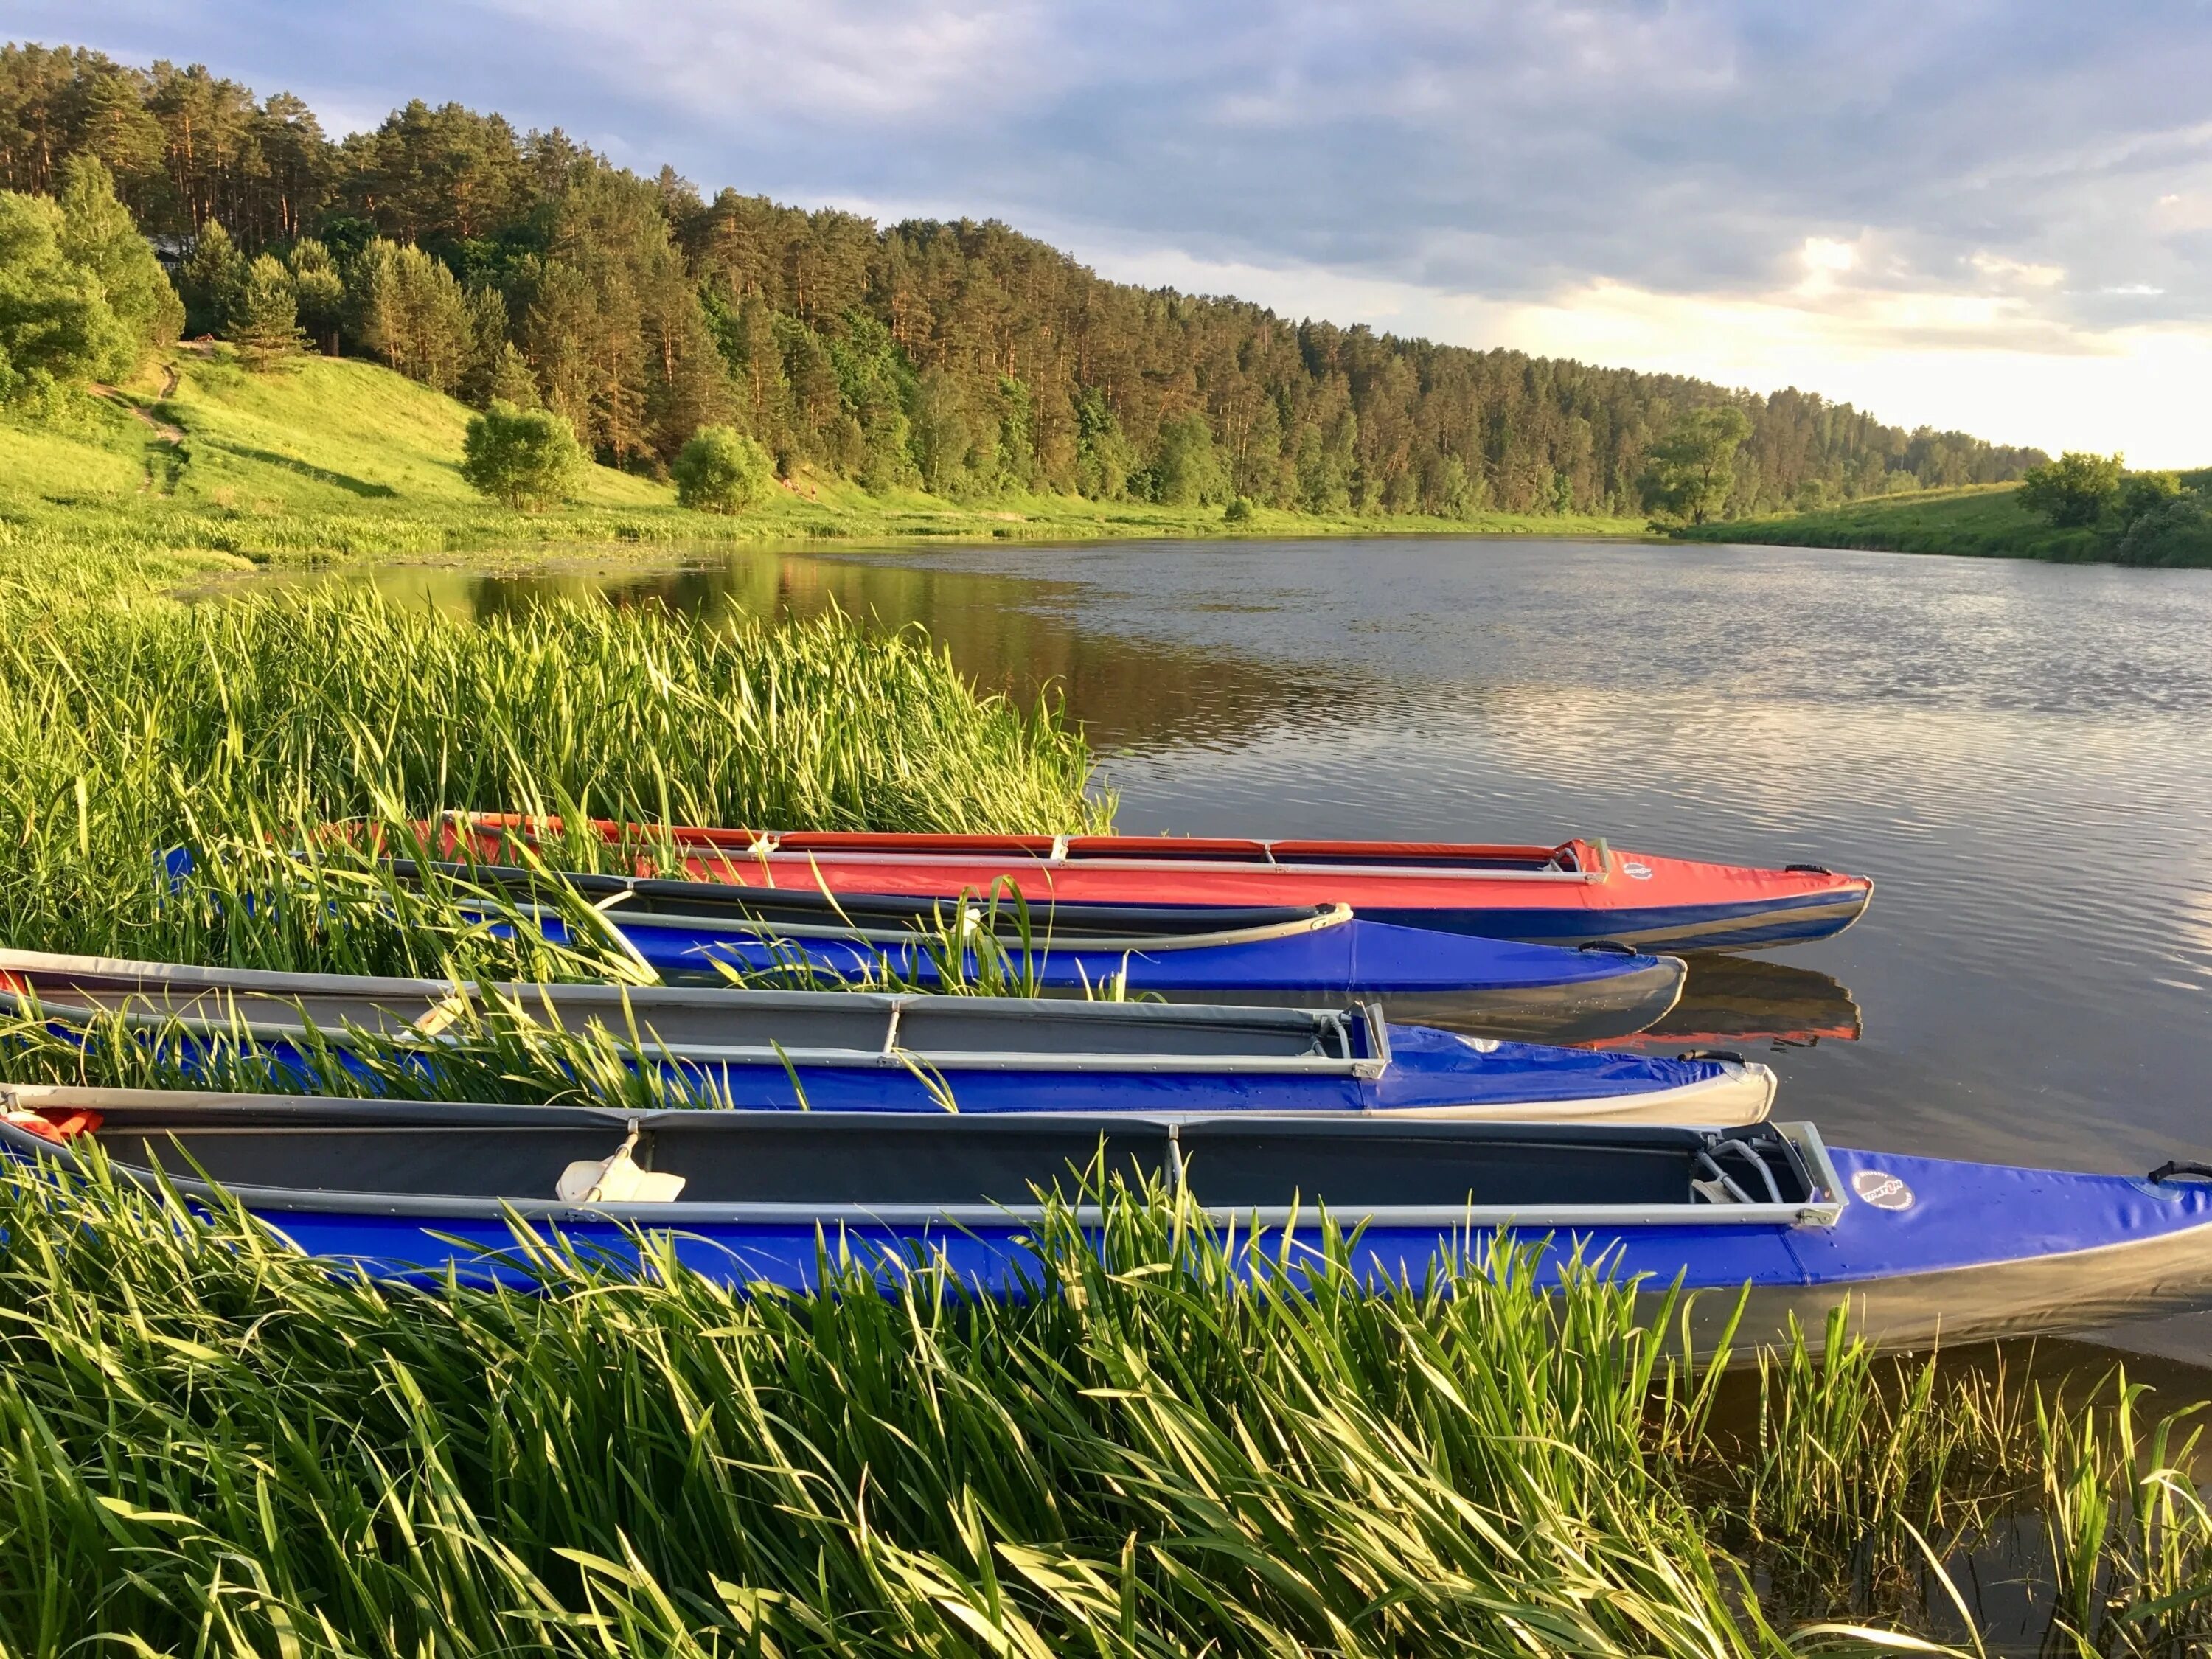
<box><xmin>0</xmin><ymin>947</ymin><xmax>1392</xmax><ymax>1079</ymax></box>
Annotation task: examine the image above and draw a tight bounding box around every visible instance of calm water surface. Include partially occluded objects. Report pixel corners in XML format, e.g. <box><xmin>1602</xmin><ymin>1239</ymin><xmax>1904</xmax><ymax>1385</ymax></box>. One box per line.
<box><xmin>349</xmin><ymin>537</ymin><xmax>2212</xmax><ymax>1352</ymax></box>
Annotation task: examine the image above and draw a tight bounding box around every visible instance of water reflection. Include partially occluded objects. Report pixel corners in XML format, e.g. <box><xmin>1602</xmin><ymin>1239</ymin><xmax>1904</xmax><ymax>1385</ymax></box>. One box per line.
<box><xmin>335</xmin><ymin>552</ymin><xmax>1385</xmax><ymax>755</ymax></box>
<box><xmin>1565</xmin><ymin>955</ymin><xmax>1863</xmax><ymax>1052</ymax></box>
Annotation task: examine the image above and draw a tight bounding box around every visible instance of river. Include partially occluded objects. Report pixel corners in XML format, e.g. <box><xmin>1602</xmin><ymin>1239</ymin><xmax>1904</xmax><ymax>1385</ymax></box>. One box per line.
<box><xmin>341</xmin><ymin>534</ymin><xmax>2212</xmax><ymax>1357</ymax></box>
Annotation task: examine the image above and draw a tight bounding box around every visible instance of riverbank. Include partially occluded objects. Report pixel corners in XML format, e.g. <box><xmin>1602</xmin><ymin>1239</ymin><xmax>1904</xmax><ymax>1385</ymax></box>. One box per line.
<box><xmin>4</xmin><ymin>1141</ymin><xmax>2209</xmax><ymax>1655</ymax></box>
<box><xmin>1674</xmin><ymin>483</ymin><xmax>2208</xmax><ymax>566</ymax></box>
<box><xmin>0</xmin><ymin>346</ymin><xmax>1651</xmax><ymax>585</ymax></box>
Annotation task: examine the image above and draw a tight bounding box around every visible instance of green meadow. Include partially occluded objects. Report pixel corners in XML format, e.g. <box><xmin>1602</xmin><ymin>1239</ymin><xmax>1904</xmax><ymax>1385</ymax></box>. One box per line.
<box><xmin>0</xmin><ymin>346</ymin><xmax>1650</xmax><ymax>583</ymax></box>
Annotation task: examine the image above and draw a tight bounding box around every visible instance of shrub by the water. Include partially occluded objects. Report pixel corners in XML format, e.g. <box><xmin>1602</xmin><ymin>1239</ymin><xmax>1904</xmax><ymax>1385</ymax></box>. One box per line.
<box><xmin>672</xmin><ymin>423</ymin><xmax>776</xmax><ymax>512</ymax></box>
<box><xmin>462</xmin><ymin>400</ymin><xmax>585</xmax><ymax>509</ymax></box>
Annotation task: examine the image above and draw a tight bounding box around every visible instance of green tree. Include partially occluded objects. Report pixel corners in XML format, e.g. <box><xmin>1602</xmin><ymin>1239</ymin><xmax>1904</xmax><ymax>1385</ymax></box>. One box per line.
<box><xmin>352</xmin><ymin>237</ymin><xmax>470</xmax><ymax>392</ymax></box>
<box><xmin>2112</xmin><ymin>469</ymin><xmax>2180</xmax><ymax>529</ymax></box>
<box><xmin>0</xmin><ymin>189</ymin><xmax>133</xmax><ymax>402</ymax></box>
<box><xmin>1153</xmin><ymin>411</ymin><xmax>1228</xmax><ymax>506</ymax></box>
<box><xmin>2115</xmin><ymin>492</ymin><xmax>2212</xmax><ymax>567</ymax></box>
<box><xmin>2015</xmin><ymin>451</ymin><xmax>2124</xmax><ymax>528</ymax></box>
<box><xmin>483</xmin><ymin>340</ymin><xmax>539</xmax><ymax>408</ymax></box>
<box><xmin>671</xmin><ymin>425</ymin><xmax>776</xmax><ymax>512</ymax></box>
<box><xmin>1637</xmin><ymin>406</ymin><xmax>1752</xmax><ymax>525</ymax></box>
<box><xmin>178</xmin><ymin>218</ymin><xmax>245</xmax><ymax>337</ymax></box>
<box><xmin>1071</xmin><ymin>387</ymin><xmax>1132</xmax><ymax>500</ymax></box>
<box><xmin>910</xmin><ymin>365</ymin><xmax>976</xmax><ymax>495</ymax></box>
<box><xmin>55</xmin><ymin>156</ymin><xmax>181</xmax><ymax>364</ymax></box>
<box><xmin>285</xmin><ymin>237</ymin><xmax>344</xmax><ymax>353</ymax></box>
<box><xmin>459</xmin><ymin>400</ymin><xmax>582</xmax><ymax>508</ymax></box>
<box><xmin>227</xmin><ymin>253</ymin><xmax>305</xmax><ymax>367</ymax></box>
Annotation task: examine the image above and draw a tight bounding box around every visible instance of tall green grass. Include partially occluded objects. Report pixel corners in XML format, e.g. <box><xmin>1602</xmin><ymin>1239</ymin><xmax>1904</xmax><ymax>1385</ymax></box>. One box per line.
<box><xmin>0</xmin><ymin>1154</ymin><xmax>2203</xmax><ymax>1656</ymax></box>
<box><xmin>0</xmin><ymin>580</ymin><xmax>1105</xmax><ymax>975</ymax></box>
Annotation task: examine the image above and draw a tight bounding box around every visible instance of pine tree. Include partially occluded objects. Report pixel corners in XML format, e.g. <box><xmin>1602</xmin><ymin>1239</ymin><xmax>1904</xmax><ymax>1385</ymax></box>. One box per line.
<box><xmin>227</xmin><ymin>254</ymin><xmax>305</xmax><ymax>368</ymax></box>
<box><xmin>485</xmin><ymin>341</ymin><xmax>539</xmax><ymax>408</ymax></box>
<box><xmin>285</xmin><ymin>237</ymin><xmax>345</xmax><ymax>353</ymax></box>
<box><xmin>352</xmin><ymin>237</ymin><xmax>470</xmax><ymax>391</ymax></box>
<box><xmin>178</xmin><ymin>218</ymin><xmax>245</xmax><ymax>336</ymax></box>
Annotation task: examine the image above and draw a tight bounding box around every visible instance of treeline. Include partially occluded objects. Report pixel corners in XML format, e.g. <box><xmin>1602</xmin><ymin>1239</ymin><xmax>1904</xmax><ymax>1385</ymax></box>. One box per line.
<box><xmin>1</xmin><ymin>41</ymin><xmax>2048</xmax><ymax>512</ymax></box>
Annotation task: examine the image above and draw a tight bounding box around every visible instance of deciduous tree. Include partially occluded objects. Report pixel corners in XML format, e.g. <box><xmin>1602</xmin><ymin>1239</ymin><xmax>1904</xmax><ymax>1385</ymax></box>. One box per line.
<box><xmin>672</xmin><ymin>425</ymin><xmax>775</xmax><ymax>512</ymax></box>
<box><xmin>1637</xmin><ymin>406</ymin><xmax>1752</xmax><ymax>525</ymax></box>
<box><xmin>2016</xmin><ymin>451</ymin><xmax>2125</xmax><ymax>528</ymax></box>
<box><xmin>55</xmin><ymin>154</ymin><xmax>180</xmax><ymax>362</ymax></box>
<box><xmin>0</xmin><ymin>187</ymin><xmax>133</xmax><ymax>400</ymax></box>
<box><xmin>460</xmin><ymin>400</ymin><xmax>582</xmax><ymax>508</ymax></box>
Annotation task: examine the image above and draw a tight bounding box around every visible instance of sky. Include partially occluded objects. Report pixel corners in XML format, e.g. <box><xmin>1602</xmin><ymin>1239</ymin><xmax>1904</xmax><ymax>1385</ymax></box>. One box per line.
<box><xmin>18</xmin><ymin>0</ymin><xmax>2212</xmax><ymax>463</ymax></box>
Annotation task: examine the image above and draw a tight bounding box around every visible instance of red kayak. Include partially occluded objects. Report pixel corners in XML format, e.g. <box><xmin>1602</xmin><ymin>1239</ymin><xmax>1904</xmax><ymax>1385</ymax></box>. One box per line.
<box><xmin>437</xmin><ymin>815</ymin><xmax>1871</xmax><ymax>954</ymax></box>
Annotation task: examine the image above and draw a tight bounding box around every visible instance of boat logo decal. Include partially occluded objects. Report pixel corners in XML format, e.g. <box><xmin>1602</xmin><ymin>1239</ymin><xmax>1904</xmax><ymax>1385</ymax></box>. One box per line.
<box><xmin>1851</xmin><ymin>1168</ymin><xmax>1915</xmax><ymax>1211</ymax></box>
<box><xmin>1621</xmin><ymin>860</ymin><xmax>1654</xmax><ymax>880</ymax></box>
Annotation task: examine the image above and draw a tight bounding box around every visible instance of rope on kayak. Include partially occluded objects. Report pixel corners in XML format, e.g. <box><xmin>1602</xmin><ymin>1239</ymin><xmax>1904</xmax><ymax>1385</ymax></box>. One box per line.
<box><xmin>2148</xmin><ymin>1161</ymin><xmax>2212</xmax><ymax>1185</ymax></box>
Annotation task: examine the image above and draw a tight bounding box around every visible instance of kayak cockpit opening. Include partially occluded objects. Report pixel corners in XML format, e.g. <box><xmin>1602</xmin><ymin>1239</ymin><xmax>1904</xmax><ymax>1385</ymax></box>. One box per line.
<box><xmin>0</xmin><ymin>1094</ymin><xmax>1839</xmax><ymax>1224</ymax></box>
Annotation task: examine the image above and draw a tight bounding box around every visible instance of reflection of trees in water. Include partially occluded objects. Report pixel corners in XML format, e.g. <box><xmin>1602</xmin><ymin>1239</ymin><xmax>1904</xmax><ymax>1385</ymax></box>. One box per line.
<box><xmin>422</xmin><ymin>552</ymin><xmax>1385</xmax><ymax>757</ymax></box>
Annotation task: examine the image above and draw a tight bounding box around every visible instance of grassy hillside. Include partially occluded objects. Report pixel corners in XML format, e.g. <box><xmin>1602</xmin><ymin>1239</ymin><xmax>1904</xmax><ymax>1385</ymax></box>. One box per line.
<box><xmin>0</xmin><ymin>346</ymin><xmax>1651</xmax><ymax>583</ymax></box>
<box><xmin>1678</xmin><ymin>484</ymin><xmax>2107</xmax><ymax>562</ymax></box>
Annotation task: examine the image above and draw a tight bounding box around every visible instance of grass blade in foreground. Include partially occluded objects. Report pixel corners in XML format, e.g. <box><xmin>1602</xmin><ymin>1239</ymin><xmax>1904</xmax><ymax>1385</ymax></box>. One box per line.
<box><xmin>0</xmin><ymin>1156</ymin><xmax>2204</xmax><ymax>1655</ymax></box>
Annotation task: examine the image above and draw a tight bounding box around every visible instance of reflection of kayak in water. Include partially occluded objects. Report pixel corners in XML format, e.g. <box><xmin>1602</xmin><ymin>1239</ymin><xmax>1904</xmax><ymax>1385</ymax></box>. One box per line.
<box><xmin>1641</xmin><ymin>956</ymin><xmax>1862</xmax><ymax>1046</ymax></box>
<box><xmin>1500</xmin><ymin>955</ymin><xmax>1862</xmax><ymax>1051</ymax></box>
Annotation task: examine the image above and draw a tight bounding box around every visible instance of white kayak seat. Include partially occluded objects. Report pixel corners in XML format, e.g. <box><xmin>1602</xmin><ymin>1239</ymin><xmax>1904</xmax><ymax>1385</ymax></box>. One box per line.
<box><xmin>557</xmin><ymin>1121</ymin><xmax>686</xmax><ymax>1205</ymax></box>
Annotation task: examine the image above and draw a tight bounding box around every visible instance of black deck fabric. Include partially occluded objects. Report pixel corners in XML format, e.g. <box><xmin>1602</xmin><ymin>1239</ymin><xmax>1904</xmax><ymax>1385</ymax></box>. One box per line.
<box><xmin>69</xmin><ymin>1105</ymin><xmax>1817</xmax><ymax>1211</ymax></box>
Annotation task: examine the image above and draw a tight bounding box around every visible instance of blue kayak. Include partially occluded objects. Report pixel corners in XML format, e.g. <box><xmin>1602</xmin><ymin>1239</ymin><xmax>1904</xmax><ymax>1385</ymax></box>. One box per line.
<box><xmin>7</xmin><ymin>1088</ymin><xmax>2210</xmax><ymax>1352</ymax></box>
<box><xmin>380</xmin><ymin>860</ymin><xmax>1688</xmax><ymax>1043</ymax></box>
<box><xmin>0</xmin><ymin>947</ymin><xmax>1773</xmax><ymax>1125</ymax></box>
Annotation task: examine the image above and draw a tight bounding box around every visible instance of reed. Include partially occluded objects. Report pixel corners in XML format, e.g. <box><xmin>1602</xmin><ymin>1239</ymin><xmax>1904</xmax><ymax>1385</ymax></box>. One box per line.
<box><xmin>0</xmin><ymin>580</ymin><xmax>1105</xmax><ymax>975</ymax></box>
<box><xmin>0</xmin><ymin>1150</ymin><xmax>2201</xmax><ymax>1657</ymax></box>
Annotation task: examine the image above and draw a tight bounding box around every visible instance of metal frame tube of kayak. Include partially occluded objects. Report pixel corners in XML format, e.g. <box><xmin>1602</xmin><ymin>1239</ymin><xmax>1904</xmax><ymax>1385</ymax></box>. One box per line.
<box><xmin>686</xmin><ymin>847</ymin><xmax>1609</xmax><ymax>883</ymax></box>
<box><xmin>415</xmin><ymin>871</ymin><xmax>1359</xmax><ymax>952</ymax></box>
<box><xmin>0</xmin><ymin>951</ymin><xmax>1393</xmax><ymax>1080</ymax></box>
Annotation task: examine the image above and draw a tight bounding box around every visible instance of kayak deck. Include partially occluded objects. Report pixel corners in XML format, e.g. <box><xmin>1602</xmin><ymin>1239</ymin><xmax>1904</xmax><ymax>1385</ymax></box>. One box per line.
<box><xmin>0</xmin><ymin>947</ymin><xmax>1774</xmax><ymax>1124</ymax></box>
<box><xmin>376</xmin><ymin>858</ymin><xmax>1690</xmax><ymax>1042</ymax></box>
<box><xmin>0</xmin><ymin>1090</ymin><xmax>1832</xmax><ymax>1226</ymax></box>
<box><xmin>10</xmin><ymin>1089</ymin><xmax>2212</xmax><ymax>1352</ymax></box>
<box><xmin>436</xmin><ymin>815</ymin><xmax>1874</xmax><ymax>953</ymax></box>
